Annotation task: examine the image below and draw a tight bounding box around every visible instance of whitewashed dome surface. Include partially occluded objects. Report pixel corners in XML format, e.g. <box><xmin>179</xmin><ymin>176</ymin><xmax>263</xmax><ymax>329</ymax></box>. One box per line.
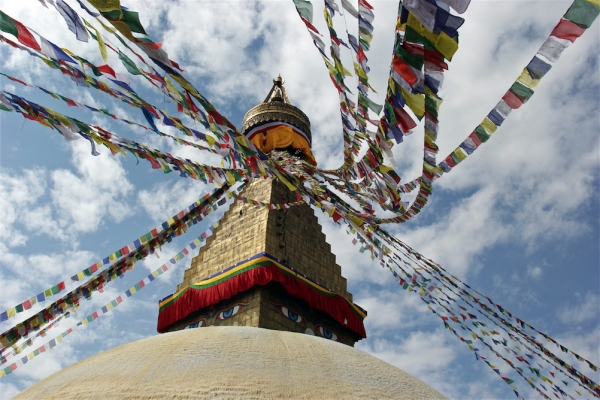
<box><xmin>15</xmin><ymin>326</ymin><xmax>446</xmax><ymax>399</ymax></box>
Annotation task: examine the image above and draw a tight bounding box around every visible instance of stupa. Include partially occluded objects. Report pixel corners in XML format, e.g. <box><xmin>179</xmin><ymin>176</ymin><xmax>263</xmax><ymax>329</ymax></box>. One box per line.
<box><xmin>14</xmin><ymin>78</ymin><xmax>445</xmax><ymax>399</ymax></box>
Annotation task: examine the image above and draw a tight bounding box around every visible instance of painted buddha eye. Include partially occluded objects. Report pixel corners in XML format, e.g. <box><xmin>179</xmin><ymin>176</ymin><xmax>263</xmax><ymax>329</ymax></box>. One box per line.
<box><xmin>316</xmin><ymin>325</ymin><xmax>342</xmax><ymax>342</ymax></box>
<box><xmin>183</xmin><ymin>319</ymin><xmax>206</xmax><ymax>329</ymax></box>
<box><xmin>216</xmin><ymin>303</ymin><xmax>248</xmax><ymax>321</ymax></box>
<box><xmin>276</xmin><ymin>305</ymin><xmax>304</xmax><ymax>323</ymax></box>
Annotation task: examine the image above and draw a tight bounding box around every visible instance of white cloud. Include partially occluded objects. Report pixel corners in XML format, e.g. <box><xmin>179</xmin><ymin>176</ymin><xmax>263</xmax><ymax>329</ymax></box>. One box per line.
<box><xmin>51</xmin><ymin>139</ymin><xmax>134</xmax><ymax>233</ymax></box>
<box><xmin>138</xmin><ymin>179</ymin><xmax>208</xmax><ymax>224</ymax></box>
<box><xmin>0</xmin><ymin>382</ymin><xmax>21</xmax><ymax>400</ymax></box>
<box><xmin>558</xmin><ymin>292</ymin><xmax>600</xmax><ymax>326</ymax></box>
<box><xmin>0</xmin><ymin>168</ymin><xmax>48</xmax><ymax>248</ymax></box>
<box><xmin>526</xmin><ymin>264</ymin><xmax>543</xmax><ymax>280</ymax></box>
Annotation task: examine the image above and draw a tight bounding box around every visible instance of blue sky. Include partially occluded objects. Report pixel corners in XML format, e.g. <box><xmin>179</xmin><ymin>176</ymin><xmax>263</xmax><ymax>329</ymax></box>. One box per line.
<box><xmin>0</xmin><ymin>0</ymin><xmax>598</xmax><ymax>398</ymax></box>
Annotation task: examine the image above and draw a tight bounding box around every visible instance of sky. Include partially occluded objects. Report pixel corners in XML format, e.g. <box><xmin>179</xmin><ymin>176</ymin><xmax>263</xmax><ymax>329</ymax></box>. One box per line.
<box><xmin>0</xmin><ymin>0</ymin><xmax>598</xmax><ymax>399</ymax></box>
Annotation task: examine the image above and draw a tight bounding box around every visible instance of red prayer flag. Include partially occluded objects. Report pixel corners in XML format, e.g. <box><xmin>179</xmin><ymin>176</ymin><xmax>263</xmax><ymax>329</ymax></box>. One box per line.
<box><xmin>170</xmin><ymin>59</ymin><xmax>184</xmax><ymax>71</ymax></box>
<box><xmin>550</xmin><ymin>19</ymin><xmax>585</xmax><ymax>42</ymax></box>
<box><xmin>404</xmin><ymin>42</ymin><xmax>424</xmax><ymax>56</ymax></box>
<box><xmin>359</xmin><ymin>0</ymin><xmax>374</xmax><ymax>10</ymax></box>
<box><xmin>66</xmin><ymin>98</ymin><xmax>78</xmax><ymax>107</ymax></box>
<box><xmin>502</xmin><ymin>90</ymin><xmax>523</xmax><ymax>109</ymax></box>
<box><xmin>12</xmin><ymin>18</ymin><xmax>41</xmax><ymax>51</ymax></box>
<box><xmin>184</xmin><ymin>91</ymin><xmax>200</xmax><ymax>114</ymax></box>
<box><xmin>424</xmin><ymin>49</ymin><xmax>448</xmax><ymax>70</ymax></box>
<box><xmin>329</xmin><ymin>33</ymin><xmax>341</xmax><ymax>46</ymax></box>
<box><xmin>356</xmin><ymin>45</ymin><xmax>367</xmax><ymax>62</ymax></box>
<box><xmin>329</xmin><ymin>74</ymin><xmax>344</xmax><ymax>92</ymax></box>
<box><xmin>23</xmin><ymin>300</ymin><xmax>32</xmax><ymax>310</ymax></box>
<box><xmin>301</xmin><ymin>16</ymin><xmax>320</xmax><ymax>34</ymax></box>
<box><xmin>445</xmin><ymin>155</ymin><xmax>457</xmax><ymax>167</ymax></box>
<box><xmin>393</xmin><ymin>105</ymin><xmax>417</xmax><ymax>133</ymax></box>
<box><xmin>332</xmin><ymin>210</ymin><xmax>343</xmax><ymax>223</ymax></box>
<box><xmin>97</xmin><ymin>64</ymin><xmax>116</xmax><ymax>78</ymax></box>
<box><xmin>468</xmin><ymin>131</ymin><xmax>482</xmax><ymax>147</ymax></box>
<box><xmin>8</xmin><ymin>76</ymin><xmax>28</xmax><ymax>86</ymax></box>
<box><xmin>392</xmin><ymin>55</ymin><xmax>418</xmax><ymax>86</ymax></box>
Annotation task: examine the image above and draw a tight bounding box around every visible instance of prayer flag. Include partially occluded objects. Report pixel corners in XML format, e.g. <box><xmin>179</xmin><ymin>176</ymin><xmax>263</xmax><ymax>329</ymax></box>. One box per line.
<box><xmin>56</xmin><ymin>0</ymin><xmax>89</xmax><ymax>42</ymax></box>
<box><xmin>293</xmin><ymin>0</ymin><xmax>314</xmax><ymax>23</ymax></box>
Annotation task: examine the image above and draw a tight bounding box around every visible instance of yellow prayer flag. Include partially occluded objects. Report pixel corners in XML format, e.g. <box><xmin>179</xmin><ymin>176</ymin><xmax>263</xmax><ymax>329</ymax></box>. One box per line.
<box><xmin>171</xmin><ymin>75</ymin><xmax>199</xmax><ymax>97</ymax></box>
<box><xmin>225</xmin><ymin>171</ymin><xmax>236</xmax><ymax>186</ymax></box>
<box><xmin>585</xmin><ymin>0</ymin><xmax>599</xmax><ymax>7</ymax></box>
<box><xmin>109</xmin><ymin>253</ymin><xmax>117</xmax><ymax>261</ymax></box>
<box><xmin>481</xmin><ymin>118</ymin><xmax>498</xmax><ymax>134</ymax></box>
<box><xmin>400</xmin><ymin>87</ymin><xmax>425</xmax><ymax>117</ymax></box>
<box><xmin>517</xmin><ymin>68</ymin><xmax>540</xmax><ymax>89</ymax></box>
<box><xmin>83</xmin><ymin>19</ymin><xmax>108</xmax><ymax>62</ymax></box>
<box><xmin>407</xmin><ymin>14</ymin><xmax>458</xmax><ymax>60</ymax></box>
<box><xmin>353</xmin><ymin>62</ymin><xmax>368</xmax><ymax>80</ymax></box>
<box><xmin>453</xmin><ymin>148</ymin><xmax>467</xmax><ymax>161</ymax></box>
<box><xmin>7</xmin><ymin>308</ymin><xmax>15</xmax><ymax>318</ymax></box>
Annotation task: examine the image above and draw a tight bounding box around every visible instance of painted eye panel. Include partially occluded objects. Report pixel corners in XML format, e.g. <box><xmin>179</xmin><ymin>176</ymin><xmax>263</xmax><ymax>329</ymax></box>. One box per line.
<box><xmin>216</xmin><ymin>303</ymin><xmax>249</xmax><ymax>321</ymax></box>
<box><xmin>316</xmin><ymin>325</ymin><xmax>342</xmax><ymax>342</ymax></box>
<box><xmin>275</xmin><ymin>304</ymin><xmax>305</xmax><ymax>324</ymax></box>
<box><xmin>183</xmin><ymin>319</ymin><xmax>206</xmax><ymax>329</ymax></box>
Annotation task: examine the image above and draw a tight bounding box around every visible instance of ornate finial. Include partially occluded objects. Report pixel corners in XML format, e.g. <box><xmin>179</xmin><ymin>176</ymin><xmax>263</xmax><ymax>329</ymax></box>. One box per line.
<box><xmin>263</xmin><ymin>75</ymin><xmax>291</xmax><ymax>104</ymax></box>
<box><xmin>274</xmin><ymin>75</ymin><xmax>285</xmax><ymax>87</ymax></box>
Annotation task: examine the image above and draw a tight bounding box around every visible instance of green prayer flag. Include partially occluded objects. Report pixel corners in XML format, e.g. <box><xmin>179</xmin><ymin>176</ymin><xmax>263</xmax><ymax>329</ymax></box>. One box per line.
<box><xmin>0</xmin><ymin>11</ymin><xmax>18</xmax><ymax>38</ymax></box>
<box><xmin>121</xmin><ymin>10</ymin><xmax>147</xmax><ymax>34</ymax></box>
<box><xmin>358</xmin><ymin>93</ymin><xmax>383</xmax><ymax>115</ymax></box>
<box><xmin>509</xmin><ymin>82</ymin><xmax>534</xmax><ymax>103</ymax></box>
<box><xmin>474</xmin><ymin>125</ymin><xmax>490</xmax><ymax>143</ymax></box>
<box><xmin>293</xmin><ymin>0</ymin><xmax>314</xmax><ymax>23</ymax></box>
<box><xmin>119</xmin><ymin>50</ymin><xmax>142</xmax><ymax>75</ymax></box>
<box><xmin>564</xmin><ymin>0</ymin><xmax>600</xmax><ymax>28</ymax></box>
<box><xmin>395</xmin><ymin>43</ymin><xmax>424</xmax><ymax>70</ymax></box>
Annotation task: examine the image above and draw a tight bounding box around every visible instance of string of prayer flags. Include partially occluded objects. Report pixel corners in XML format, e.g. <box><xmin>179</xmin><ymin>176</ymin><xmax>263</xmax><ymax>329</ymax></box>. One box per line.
<box><xmin>0</xmin><ymin>91</ymin><xmax>255</xmax><ymax>184</ymax></box>
<box><xmin>0</xmin><ymin>72</ymin><xmax>221</xmax><ymax>155</ymax></box>
<box><xmin>350</xmin><ymin>224</ymin><xmax>600</xmax><ymax>399</ymax></box>
<box><xmin>0</xmin><ymin>185</ymin><xmax>231</xmax><ymax>325</ymax></box>
<box><xmin>435</xmin><ymin>0</ymin><xmax>599</xmax><ymax>177</ymax></box>
<box><xmin>0</xmin><ymin>185</ymin><xmax>238</xmax><ymax>351</ymax></box>
<box><xmin>0</xmin><ymin>228</ymin><xmax>222</xmax><ymax>378</ymax></box>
